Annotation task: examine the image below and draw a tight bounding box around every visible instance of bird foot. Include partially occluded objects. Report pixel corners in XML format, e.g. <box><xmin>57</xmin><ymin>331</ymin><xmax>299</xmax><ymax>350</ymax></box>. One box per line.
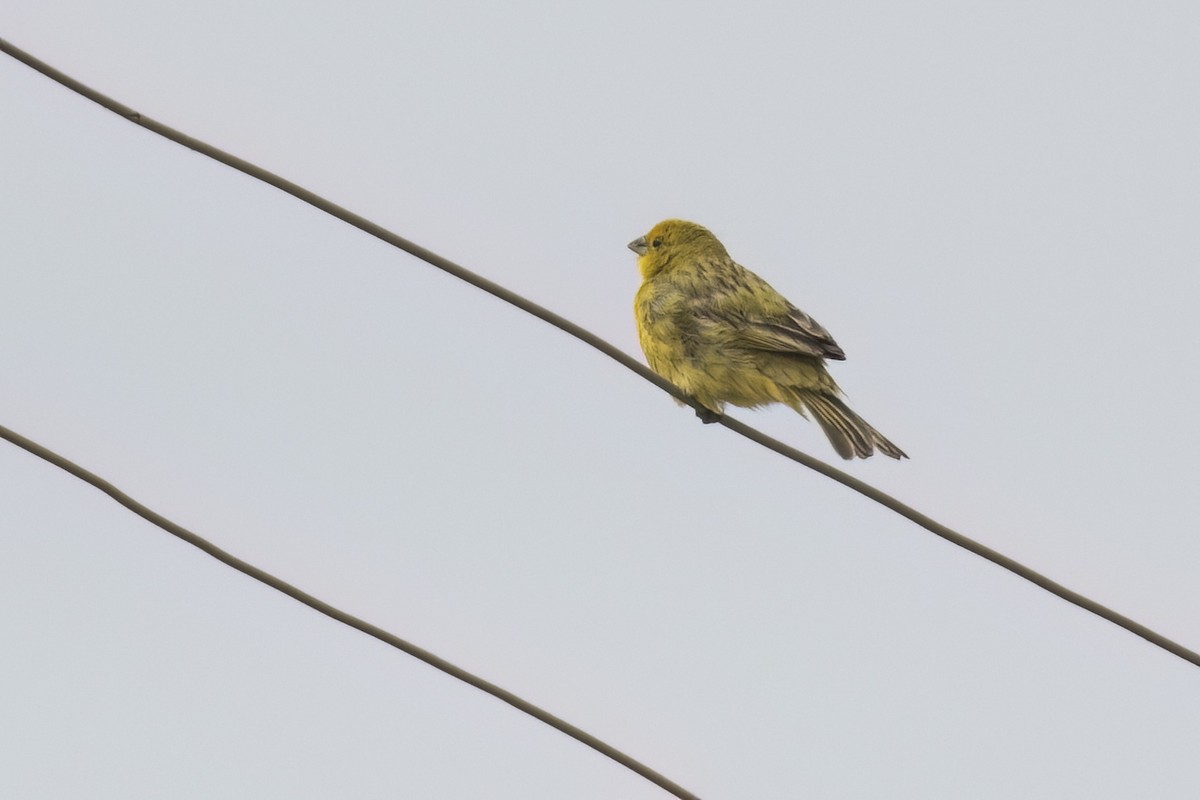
<box><xmin>695</xmin><ymin>407</ymin><xmax>723</xmax><ymax>424</ymax></box>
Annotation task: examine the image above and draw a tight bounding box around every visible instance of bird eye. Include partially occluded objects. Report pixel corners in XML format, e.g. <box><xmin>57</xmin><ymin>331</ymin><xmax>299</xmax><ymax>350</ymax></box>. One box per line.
<box><xmin>651</xmin><ymin>237</ymin><xmax>663</xmax><ymax>248</ymax></box>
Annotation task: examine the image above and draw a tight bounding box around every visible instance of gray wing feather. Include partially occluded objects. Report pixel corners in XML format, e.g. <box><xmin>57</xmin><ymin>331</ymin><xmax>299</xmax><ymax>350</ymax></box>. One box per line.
<box><xmin>736</xmin><ymin>306</ymin><xmax>846</xmax><ymax>360</ymax></box>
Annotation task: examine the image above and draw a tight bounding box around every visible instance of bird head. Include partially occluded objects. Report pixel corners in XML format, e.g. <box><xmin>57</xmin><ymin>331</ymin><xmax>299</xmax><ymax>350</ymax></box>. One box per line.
<box><xmin>628</xmin><ymin>219</ymin><xmax>726</xmax><ymax>280</ymax></box>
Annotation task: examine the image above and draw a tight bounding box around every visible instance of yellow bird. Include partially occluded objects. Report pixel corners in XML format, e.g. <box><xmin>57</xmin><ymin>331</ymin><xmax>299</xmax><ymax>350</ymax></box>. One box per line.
<box><xmin>629</xmin><ymin>219</ymin><xmax>906</xmax><ymax>460</ymax></box>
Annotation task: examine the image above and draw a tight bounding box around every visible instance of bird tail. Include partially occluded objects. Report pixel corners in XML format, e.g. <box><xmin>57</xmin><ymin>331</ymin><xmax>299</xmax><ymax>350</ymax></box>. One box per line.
<box><xmin>794</xmin><ymin>392</ymin><xmax>907</xmax><ymax>460</ymax></box>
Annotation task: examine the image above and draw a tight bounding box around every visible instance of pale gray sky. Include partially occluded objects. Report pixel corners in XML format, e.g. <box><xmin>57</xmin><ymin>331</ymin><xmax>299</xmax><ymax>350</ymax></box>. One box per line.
<box><xmin>3</xmin><ymin>2</ymin><xmax>1199</xmax><ymax>798</ymax></box>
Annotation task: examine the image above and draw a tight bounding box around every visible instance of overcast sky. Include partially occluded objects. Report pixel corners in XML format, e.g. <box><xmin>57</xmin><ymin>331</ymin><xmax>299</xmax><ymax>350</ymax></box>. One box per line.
<box><xmin>3</xmin><ymin>2</ymin><xmax>1199</xmax><ymax>798</ymax></box>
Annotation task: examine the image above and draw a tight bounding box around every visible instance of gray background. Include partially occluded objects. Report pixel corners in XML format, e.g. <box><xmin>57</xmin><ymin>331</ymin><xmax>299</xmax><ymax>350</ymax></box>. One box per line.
<box><xmin>3</xmin><ymin>2</ymin><xmax>1198</xmax><ymax>798</ymax></box>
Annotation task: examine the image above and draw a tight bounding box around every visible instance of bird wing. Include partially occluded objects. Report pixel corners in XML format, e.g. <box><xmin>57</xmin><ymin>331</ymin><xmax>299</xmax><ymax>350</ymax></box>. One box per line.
<box><xmin>684</xmin><ymin>256</ymin><xmax>848</xmax><ymax>361</ymax></box>
<box><xmin>732</xmin><ymin>305</ymin><xmax>846</xmax><ymax>361</ymax></box>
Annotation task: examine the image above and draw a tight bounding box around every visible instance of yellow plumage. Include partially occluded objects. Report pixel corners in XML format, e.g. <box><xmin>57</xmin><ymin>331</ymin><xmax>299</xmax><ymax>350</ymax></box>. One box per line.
<box><xmin>629</xmin><ymin>219</ymin><xmax>906</xmax><ymax>460</ymax></box>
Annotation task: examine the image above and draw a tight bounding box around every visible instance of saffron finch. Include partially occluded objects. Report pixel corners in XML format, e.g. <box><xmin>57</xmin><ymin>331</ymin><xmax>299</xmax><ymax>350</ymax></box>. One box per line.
<box><xmin>630</xmin><ymin>219</ymin><xmax>905</xmax><ymax>460</ymax></box>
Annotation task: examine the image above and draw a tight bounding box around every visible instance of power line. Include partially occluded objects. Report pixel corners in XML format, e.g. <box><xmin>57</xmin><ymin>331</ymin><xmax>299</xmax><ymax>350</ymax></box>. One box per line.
<box><xmin>6</xmin><ymin>35</ymin><xmax>1192</xmax><ymax>671</ymax></box>
<box><xmin>717</xmin><ymin>415</ymin><xmax>1200</xmax><ymax>667</ymax></box>
<box><xmin>0</xmin><ymin>21</ymin><xmax>1196</xmax><ymax>759</ymax></box>
<box><xmin>0</xmin><ymin>423</ymin><xmax>703</xmax><ymax>800</ymax></box>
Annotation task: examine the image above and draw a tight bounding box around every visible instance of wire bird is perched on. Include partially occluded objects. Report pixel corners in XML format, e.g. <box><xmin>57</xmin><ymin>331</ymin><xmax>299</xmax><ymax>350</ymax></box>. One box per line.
<box><xmin>629</xmin><ymin>219</ymin><xmax>906</xmax><ymax>460</ymax></box>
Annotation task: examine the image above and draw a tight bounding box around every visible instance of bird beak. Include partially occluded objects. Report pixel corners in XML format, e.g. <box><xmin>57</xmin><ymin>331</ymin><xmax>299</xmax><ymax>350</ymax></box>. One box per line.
<box><xmin>628</xmin><ymin>236</ymin><xmax>648</xmax><ymax>256</ymax></box>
